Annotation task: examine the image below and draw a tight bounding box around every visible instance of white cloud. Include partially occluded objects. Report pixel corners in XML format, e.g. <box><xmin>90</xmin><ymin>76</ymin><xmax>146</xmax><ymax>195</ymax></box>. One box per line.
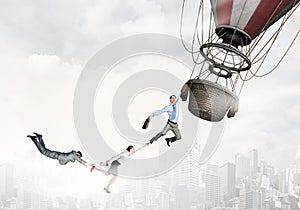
<box><xmin>120</xmin><ymin>0</ymin><xmax>166</xmax><ymax>35</ymax></box>
<box><xmin>81</xmin><ymin>0</ymin><xmax>166</xmax><ymax>39</ymax></box>
<box><xmin>0</xmin><ymin>54</ymin><xmax>82</xmax><ymax>154</ymax></box>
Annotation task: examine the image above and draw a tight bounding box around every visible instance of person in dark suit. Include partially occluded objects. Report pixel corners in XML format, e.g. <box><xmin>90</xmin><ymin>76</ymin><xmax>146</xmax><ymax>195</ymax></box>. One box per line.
<box><xmin>27</xmin><ymin>133</ymin><xmax>92</xmax><ymax>167</ymax></box>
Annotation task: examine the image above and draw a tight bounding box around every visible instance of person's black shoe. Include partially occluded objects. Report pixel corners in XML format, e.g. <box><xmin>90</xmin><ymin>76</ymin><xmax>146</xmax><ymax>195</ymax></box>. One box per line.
<box><xmin>165</xmin><ymin>138</ymin><xmax>171</xmax><ymax>147</ymax></box>
<box><xmin>104</xmin><ymin>187</ymin><xmax>111</xmax><ymax>193</ymax></box>
<box><xmin>27</xmin><ymin>135</ymin><xmax>37</xmax><ymax>140</ymax></box>
<box><xmin>149</xmin><ymin>139</ymin><xmax>154</xmax><ymax>144</ymax></box>
<box><xmin>33</xmin><ymin>132</ymin><xmax>42</xmax><ymax>137</ymax></box>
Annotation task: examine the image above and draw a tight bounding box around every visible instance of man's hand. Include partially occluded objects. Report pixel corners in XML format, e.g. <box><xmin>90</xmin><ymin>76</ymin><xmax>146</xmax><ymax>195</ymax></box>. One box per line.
<box><xmin>180</xmin><ymin>83</ymin><xmax>189</xmax><ymax>101</ymax></box>
<box><xmin>90</xmin><ymin>165</ymin><xmax>96</xmax><ymax>173</ymax></box>
<box><xmin>105</xmin><ymin>160</ymin><xmax>110</xmax><ymax>166</ymax></box>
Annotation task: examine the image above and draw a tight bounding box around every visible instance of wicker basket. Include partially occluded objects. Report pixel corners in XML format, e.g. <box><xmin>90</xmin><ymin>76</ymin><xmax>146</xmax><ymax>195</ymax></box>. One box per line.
<box><xmin>182</xmin><ymin>79</ymin><xmax>239</xmax><ymax>122</ymax></box>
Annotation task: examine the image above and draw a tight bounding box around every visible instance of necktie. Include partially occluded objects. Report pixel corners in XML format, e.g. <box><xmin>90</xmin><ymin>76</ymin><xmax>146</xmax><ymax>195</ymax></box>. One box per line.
<box><xmin>171</xmin><ymin>104</ymin><xmax>176</xmax><ymax>121</ymax></box>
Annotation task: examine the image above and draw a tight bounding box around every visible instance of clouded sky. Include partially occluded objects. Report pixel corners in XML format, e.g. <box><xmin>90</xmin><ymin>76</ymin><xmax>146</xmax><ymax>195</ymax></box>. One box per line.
<box><xmin>1</xmin><ymin>0</ymin><xmax>300</xmax><ymax>173</ymax></box>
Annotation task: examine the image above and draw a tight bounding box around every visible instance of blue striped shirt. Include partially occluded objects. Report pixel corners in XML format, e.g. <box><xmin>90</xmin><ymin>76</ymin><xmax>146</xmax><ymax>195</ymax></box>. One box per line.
<box><xmin>150</xmin><ymin>99</ymin><xmax>179</xmax><ymax>123</ymax></box>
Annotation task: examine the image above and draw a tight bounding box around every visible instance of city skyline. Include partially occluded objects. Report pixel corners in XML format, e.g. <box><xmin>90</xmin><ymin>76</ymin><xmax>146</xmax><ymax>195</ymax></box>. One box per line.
<box><xmin>2</xmin><ymin>146</ymin><xmax>300</xmax><ymax>209</ymax></box>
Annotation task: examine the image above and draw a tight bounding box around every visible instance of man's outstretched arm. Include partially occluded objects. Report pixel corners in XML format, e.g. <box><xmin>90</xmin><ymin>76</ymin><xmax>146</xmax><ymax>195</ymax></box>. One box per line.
<box><xmin>175</xmin><ymin>89</ymin><xmax>182</xmax><ymax>104</ymax></box>
<box><xmin>149</xmin><ymin>105</ymin><xmax>171</xmax><ymax>118</ymax></box>
<box><xmin>74</xmin><ymin>156</ymin><xmax>91</xmax><ymax>167</ymax></box>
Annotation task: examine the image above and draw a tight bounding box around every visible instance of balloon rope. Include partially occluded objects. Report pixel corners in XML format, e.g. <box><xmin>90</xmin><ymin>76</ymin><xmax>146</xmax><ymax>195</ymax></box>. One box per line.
<box><xmin>189</xmin><ymin>54</ymin><xmax>199</xmax><ymax>79</ymax></box>
<box><xmin>229</xmin><ymin>77</ymin><xmax>235</xmax><ymax>92</ymax></box>
<box><xmin>191</xmin><ymin>0</ymin><xmax>204</xmax><ymax>63</ymax></box>
<box><xmin>242</xmin><ymin>25</ymin><xmax>298</xmax><ymax>81</ymax></box>
<box><xmin>233</xmin><ymin>73</ymin><xmax>240</xmax><ymax>92</ymax></box>
<box><xmin>180</xmin><ymin>0</ymin><xmax>203</xmax><ymax>54</ymax></box>
<box><xmin>179</xmin><ymin>0</ymin><xmax>191</xmax><ymax>53</ymax></box>
<box><xmin>248</xmin><ymin>17</ymin><xmax>286</xmax><ymax>77</ymax></box>
<box><xmin>238</xmin><ymin>70</ymin><xmax>250</xmax><ymax>96</ymax></box>
<box><xmin>252</xmin><ymin>30</ymin><xmax>299</xmax><ymax>78</ymax></box>
<box><xmin>238</xmin><ymin>5</ymin><xmax>296</xmax><ymax>82</ymax></box>
<box><xmin>208</xmin><ymin>10</ymin><xmax>214</xmax><ymax>44</ymax></box>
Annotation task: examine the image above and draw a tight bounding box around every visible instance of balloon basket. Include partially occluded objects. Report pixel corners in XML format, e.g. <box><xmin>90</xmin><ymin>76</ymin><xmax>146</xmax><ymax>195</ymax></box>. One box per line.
<box><xmin>185</xmin><ymin>79</ymin><xmax>239</xmax><ymax>122</ymax></box>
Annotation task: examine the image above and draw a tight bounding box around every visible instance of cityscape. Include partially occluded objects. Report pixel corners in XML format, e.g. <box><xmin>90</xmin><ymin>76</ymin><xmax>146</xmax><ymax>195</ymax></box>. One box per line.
<box><xmin>1</xmin><ymin>145</ymin><xmax>300</xmax><ymax>210</ymax></box>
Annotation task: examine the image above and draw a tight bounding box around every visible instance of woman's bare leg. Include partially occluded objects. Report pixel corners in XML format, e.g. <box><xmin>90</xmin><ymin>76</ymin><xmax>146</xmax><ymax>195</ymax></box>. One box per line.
<box><xmin>106</xmin><ymin>176</ymin><xmax>117</xmax><ymax>190</ymax></box>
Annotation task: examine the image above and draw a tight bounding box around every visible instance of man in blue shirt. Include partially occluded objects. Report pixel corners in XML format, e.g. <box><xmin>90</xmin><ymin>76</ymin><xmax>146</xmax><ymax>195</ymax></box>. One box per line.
<box><xmin>148</xmin><ymin>95</ymin><xmax>181</xmax><ymax>146</ymax></box>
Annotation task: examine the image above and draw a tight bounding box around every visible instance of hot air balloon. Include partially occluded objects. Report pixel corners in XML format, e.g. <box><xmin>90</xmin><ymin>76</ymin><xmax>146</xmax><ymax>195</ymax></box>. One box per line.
<box><xmin>180</xmin><ymin>0</ymin><xmax>300</xmax><ymax>121</ymax></box>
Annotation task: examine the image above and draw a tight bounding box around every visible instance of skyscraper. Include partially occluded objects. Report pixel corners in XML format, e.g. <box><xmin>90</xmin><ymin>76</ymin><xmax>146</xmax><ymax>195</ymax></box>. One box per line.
<box><xmin>260</xmin><ymin>160</ymin><xmax>275</xmax><ymax>178</ymax></box>
<box><xmin>202</xmin><ymin>169</ymin><xmax>221</xmax><ymax>209</ymax></box>
<box><xmin>278</xmin><ymin>168</ymin><xmax>295</xmax><ymax>193</ymax></box>
<box><xmin>173</xmin><ymin>145</ymin><xmax>200</xmax><ymax>193</ymax></box>
<box><xmin>173</xmin><ymin>144</ymin><xmax>201</xmax><ymax>208</ymax></box>
<box><xmin>0</xmin><ymin>163</ymin><xmax>14</xmax><ymax>207</ymax></box>
<box><xmin>219</xmin><ymin>163</ymin><xmax>236</xmax><ymax>205</ymax></box>
<box><xmin>239</xmin><ymin>178</ymin><xmax>262</xmax><ymax>210</ymax></box>
<box><xmin>235</xmin><ymin>153</ymin><xmax>251</xmax><ymax>185</ymax></box>
<box><xmin>158</xmin><ymin>192</ymin><xmax>170</xmax><ymax>210</ymax></box>
<box><xmin>175</xmin><ymin>184</ymin><xmax>191</xmax><ymax>210</ymax></box>
<box><xmin>279</xmin><ymin>194</ymin><xmax>300</xmax><ymax>210</ymax></box>
<box><xmin>245</xmin><ymin>149</ymin><xmax>259</xmax><ymax>177</ymax></box>
<box><xmin>0</xmin><ymin>165</ymin><xmax>5</xmax><ymax>204</ymax></box>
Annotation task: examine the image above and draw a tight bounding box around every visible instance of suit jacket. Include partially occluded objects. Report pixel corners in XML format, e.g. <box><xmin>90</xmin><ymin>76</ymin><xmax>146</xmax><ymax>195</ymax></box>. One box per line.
<box><xmin>58</xmin><ymin>150</ymin><xmax>87</xmax><ymax>166</ymax></box>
